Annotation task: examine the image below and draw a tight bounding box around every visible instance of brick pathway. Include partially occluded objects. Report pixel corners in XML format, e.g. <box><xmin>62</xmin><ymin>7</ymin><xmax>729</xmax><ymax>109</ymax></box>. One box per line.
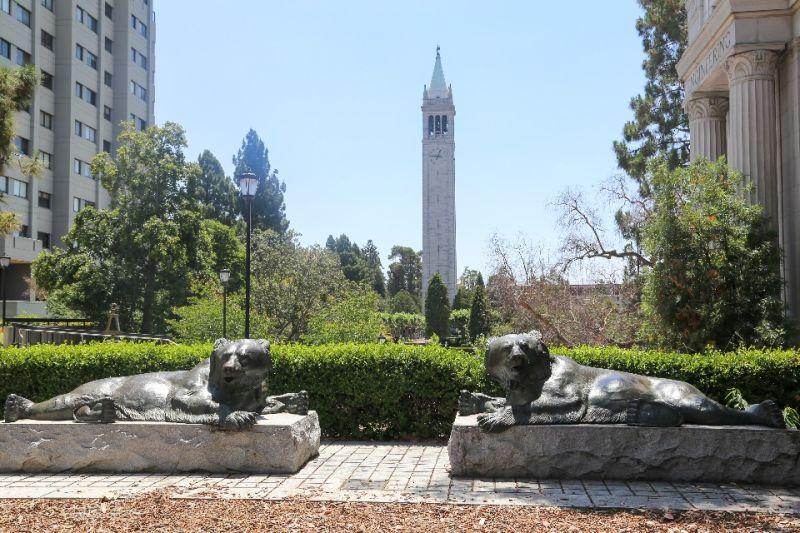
<box><xmin>0</xmin><ymin>442</ymin><xmax>798</xmax><ymax>514</ymax></box>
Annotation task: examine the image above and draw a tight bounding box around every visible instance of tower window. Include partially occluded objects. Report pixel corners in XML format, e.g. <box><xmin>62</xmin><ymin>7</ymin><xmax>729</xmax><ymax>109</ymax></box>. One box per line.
<box><xmin>442</xmin><ymin>115</ymin><xmax>448</xmax><ymax>134</ymax></box>
<box><xmin>428</xmin><ymin>115</ymin><xmax>434</xmax><ymax>135</ymax></box>
<box><xmin>435</xmin><ymin>115</ymin><xmax>441</xmax><ymax>134</ymax></box>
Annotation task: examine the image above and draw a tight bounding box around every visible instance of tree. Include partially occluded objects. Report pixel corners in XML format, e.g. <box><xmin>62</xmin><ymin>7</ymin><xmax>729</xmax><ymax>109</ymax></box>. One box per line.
<box><xmin>169</xmin><ymin>286</ymin><xmax>271</xmax><ymax>342</ymax></box>
<box><xmin>612</xmin><ymin>0</ymin><xmax>688</xmax><ymax>243</ymax></box>
<box><xmin>0</xmin><ymin>65</ymin><xmax>37</xmax><ymax>236</ymax></box>
<box><xmin>387</xmin><ymin>246</ymin><xmax>422</xmax><ymax>300</ymax></box>
<box><xmin>468</xmin><ymin>273</ymin><xmax>491</xmax><ymax>340</ymax></box>
<box><xmin>424</xmin><ymin>274</ymin><xmax>450</xmax><ymax>342</ymax></box>
<box><xmin>232</xmin><ymin>129</ymin><xmax>288</xmax><ymax>232</ymax></box>
<box><xmin>640</xmin><ymin>159</ymin><xmax>787</xmax><ymax>351</ymax></box>
<box><xmin>389</xmin><ymin>290</ymin><xmax>420</xmax><ymax>313</ymax></box>
<box><xmin>362</xmin><ymin>239</ymin><xmax>386</xmax><ymax>296</ymax></box>
<box><xmin>191</xmin><ymin>150</ymin><xmax>238</xmax><ymax>225</ymax></box>
<box><xmin>453</xmin><ymin>268</ymin><xmax>482</xmax><ymax>309</ymax></box>
<box><xmin>33</xmin><ymin>123</ymin><xmax>242</xmax><ymax>333</ymax></box>
<box><xmin>251</xmin><ymin>229</ymin><xmax>347</xmax><ymax>341</ymax></box>
<box><xmin>303</xmin><ymin>286</ymin><xmax>384</xmax><ymax>344</ymax></box>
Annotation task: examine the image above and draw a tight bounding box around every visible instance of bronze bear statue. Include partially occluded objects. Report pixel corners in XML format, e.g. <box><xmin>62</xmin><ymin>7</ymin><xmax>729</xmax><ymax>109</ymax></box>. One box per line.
<box><xmin>4</xmin><ymin>338</ymin><xmax>308</xmax><ymax>430</ymax></box>
<box><xmin>459</xmin><ymin>332</ymin><xmax>785</xmax><ymax>432</ymax></box>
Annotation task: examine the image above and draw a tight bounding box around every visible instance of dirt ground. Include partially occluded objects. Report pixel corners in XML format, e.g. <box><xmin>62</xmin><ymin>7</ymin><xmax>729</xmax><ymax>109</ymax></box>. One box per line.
<box><xmin>0</xmin><ymin>492</ymin><xmax>797</xmax><ymax>532</ymax></box>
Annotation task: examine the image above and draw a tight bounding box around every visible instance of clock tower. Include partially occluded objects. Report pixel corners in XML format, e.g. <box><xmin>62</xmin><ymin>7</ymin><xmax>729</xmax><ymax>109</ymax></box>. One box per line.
<box><xmin>422</xmin><ymin>47</ymin><xmax>457</xmax><ymax>305</ymax></box>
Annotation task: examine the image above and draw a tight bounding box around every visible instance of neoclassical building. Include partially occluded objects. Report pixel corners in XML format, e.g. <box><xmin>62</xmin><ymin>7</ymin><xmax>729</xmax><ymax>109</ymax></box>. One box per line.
<box><xmin>677</xmin><ymin>0</ymin><xmax>800</xmax><ymax>320</ymax></box>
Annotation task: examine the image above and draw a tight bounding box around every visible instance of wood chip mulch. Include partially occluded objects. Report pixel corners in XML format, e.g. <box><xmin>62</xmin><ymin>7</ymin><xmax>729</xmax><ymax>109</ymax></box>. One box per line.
<box><xmin>0</xmin><ymin>492</ymin><xmax>797</xmax><ymax>532</ymax></box>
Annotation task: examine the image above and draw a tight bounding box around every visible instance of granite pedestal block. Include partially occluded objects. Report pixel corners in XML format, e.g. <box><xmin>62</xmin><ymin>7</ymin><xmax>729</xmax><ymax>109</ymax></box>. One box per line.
<box><xmin>0</xmin><ymin>412</ymin><xmax>320</xmax><ymax>474</ymax></box>
<box><xmin>448</xmin><ymin>415</ymin><xmax>800</xmax><ymax>485</ymax></box>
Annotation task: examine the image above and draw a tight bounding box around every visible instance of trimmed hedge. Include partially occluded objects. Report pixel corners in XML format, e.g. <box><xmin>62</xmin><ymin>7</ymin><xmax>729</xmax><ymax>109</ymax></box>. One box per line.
<box><xmin>0</xmin><ymin>342</ymin><xmax>797</xmax><ymax>439</ymax></box>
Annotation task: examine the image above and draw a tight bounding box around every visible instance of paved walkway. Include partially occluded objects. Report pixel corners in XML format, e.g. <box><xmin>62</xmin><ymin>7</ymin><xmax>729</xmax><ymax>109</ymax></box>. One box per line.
<box><xmin>0</xmin><ymin>442</ymin><xmax>798</xmax><ymax>514</ymax></box>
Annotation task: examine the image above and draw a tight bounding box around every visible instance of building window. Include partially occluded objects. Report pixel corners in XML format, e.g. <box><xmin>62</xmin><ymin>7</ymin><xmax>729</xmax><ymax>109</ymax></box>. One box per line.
<box><xmin>75</xmin><ymin>82</ymin><xmax>97</xmax><ymax>106</ymax></box>
<box><xmin>103</xmin><ymin>105</ymin><xmax>112</xmax><ymax>121</ymax></box>
<box><xmin>40</xmin><ymin>110</ymin><xmax>53</xmax><ymax>130</ymax></box>
<box><xmin>131</xmin><ymin>15</ymin><xmax>148</xmax><ymax>37</ymax></box>
<box><xmin>15</xmin><ymin>225</ymin><xmax>30</xmax><ymax>238</ymax></box>
<box><xmin>13</xmin><ymin>136</ymin><xmax>29</xmax><ymax>155</ymax></box>
<box><xmin>38</xmin><ymin>191</ymin><xmax>51</xmax><ymax>209</ymax></box>
<box><xmin>8</xmin><ymin>177</ymin><xmax>27</xmax><ymax>198</ymax></box>
<box><xmin>104</xmin><ymin>2</ymin><xmax>112</xmax><ymax>19</ymax></box>
<box><xmin>73</xmin><ymin>196</ymin><xmax>95</xmax><ymax>212</ymax></box>
<box><xmin>1</xmin><ymin>0</ymin><xmax>9</xmax><ymax>14</ymax></box>
<box><xmin>0</xmin><ymin>176</ymin><xmax>5</xmax><ymax>193</ymax></box>
<box><xmin>37</xmin><ymin>231</ymin><xmax>50</xmax><ymax>249</ymax></box>
<box><xmin>131</xmin><ymin>47</ymin><xmax>148</xmax><ymax>69</ymax></box>
<box><xmin>75</xmin><ymin>44</ymin><xmax>97</xmax><ymax>69</ymax></box>
<box><xmin>104</xmin><ymin>71</ymin><xmax>112</xmax><ymax>87</ymax></box>
<box><xmin>75</xmin><ymin>6</ymin><xmax>98</xmax><ymax>33</ymax></box>
<box><xmin>130</xmin><ymin>80</ymin><xmax>147</xmax><ymax>101</ymax></box>
<box><xmin>14</xmin><ymin>2</ymin><xmax>30</xmax><ymax>27</ymax></box>
<box><xmin>38</xmin><ymin>151</ymin><xmax>52</xmax><ymax>169</ymax></box>
<box><xmin>41</xmin><ymin>70</ymin><xmax>53</xmax><ymax>90</ymax></box>
<box><xmin>442</xmin><ymin>115</ymin><xmax>448</xmax><ymax>134</ymax></box>
<box><xmin>41</xmin><ymin>30</ymin><xmax>54</xmax><ymax>51</ymax></box>
<box><xmin>0</xmin><ymin>39</ymin><xmax>9</xmax><ymax>60</ymax></box>
<box><xmin>435</xmin><ymin>115</ymin><xmax>441</xmax><ymax>134</ymax></box>
<box><xmin>428</xmin><ymin>115</ymin><xmax>434</xmax><ymax>135</ymax></box>
<box><xmin>41</xmin><ymin>0</ymin><xmax>53</xmax><ymax>12</ymax></box>
<box><xmin>15</xmin><ymin>47</ymin><xmax>30</xmax><ymax>66</ymax></box>
<box><xmin>105</xmin><ymin>37</ymin><xmax>113</xmax><ymax>53</ymax></box>
<box><xmin>73</xmin><ymin>158</ymin><xmax>93</xmax><ymax>178</ymax></box>
<box><xmin>102</xmin><ymin>140</ymin><xmax>111</xmax><ymax>153</ymax></box>
<box><xmin>74</xmin><ymin>121</ymin><xmax>97</xmax><ymax>143</ymax></box>
<box><xmin>130</xmin><ymin>113</ymin><xmax>146</xmax><ymax>131</ymax></box>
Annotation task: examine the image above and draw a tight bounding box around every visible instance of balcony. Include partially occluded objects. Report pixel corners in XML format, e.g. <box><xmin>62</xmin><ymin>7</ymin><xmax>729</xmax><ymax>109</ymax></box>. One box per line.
<box><xmin>0</xmin><ymin>235</ymin><xmax>43</xmax><ymax>263</ymax></box>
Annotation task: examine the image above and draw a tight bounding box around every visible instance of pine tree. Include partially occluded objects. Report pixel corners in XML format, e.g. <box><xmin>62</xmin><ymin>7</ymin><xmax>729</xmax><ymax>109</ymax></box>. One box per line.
<box><xmin>425</xmin><ymin>274</ymin><xmax>450</xmax><ymax>342</ymax></box>
<box><xmin>452</xmin><ymin>287</ymin><xmax>473</xmax><ymax>310</ymax></box>
<box><xmin>612</xmin><ymin>0</ymin><xmax>688</xmax><ymax>241</ymax></box>
<box><xmin>233</xmin><ymin>129</ymin><xmax>289</xmax><ymax>232</ymax></box>
<box><xmin>192</xmin><ymin>150</ymin><xmax>237</xmax><ymax>225</ymax></box>
<box><xmin>468</xmin><ymin>273</ymin><xmax>490</xmax><ymax>341</ymax></box>
<box><xmin>362</xmin><ymin>239</ymin><xmax>386</xmax><ymax>296</ymax></box>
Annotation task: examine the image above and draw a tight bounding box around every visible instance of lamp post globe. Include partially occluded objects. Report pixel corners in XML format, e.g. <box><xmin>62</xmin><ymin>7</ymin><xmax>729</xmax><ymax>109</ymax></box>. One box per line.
<box><xmin>238</xmin><ymin>172</ymin><xmax>257</xmax><ymax>339</ymax></box>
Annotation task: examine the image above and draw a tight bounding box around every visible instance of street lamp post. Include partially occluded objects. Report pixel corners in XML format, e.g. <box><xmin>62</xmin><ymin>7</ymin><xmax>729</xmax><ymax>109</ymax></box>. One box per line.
<box><xmin>0</xmin><ymin>256</ymin><xmax>9</xmax><ymax>327</ymax></box>
<box><xmin>219</xmin><ymin>269</ymin><xmax>230</xmax><ymax>338</ymax></box>
<box><xmin>238</xmin><ymin>172</ymin><xmax>258</xmax><ymax>339</ymax></box>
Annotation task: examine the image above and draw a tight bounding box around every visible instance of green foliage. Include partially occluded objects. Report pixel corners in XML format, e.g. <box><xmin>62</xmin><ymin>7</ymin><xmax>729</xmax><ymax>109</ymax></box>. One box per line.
<box><xmin>168</xmin><ymin>288</ymin><xmax>271</xmax><ymax>342</ymax></box>
<box><xmin>0</xmin><ymin>64</ymin><xmax>37</xmax><ymax>173</ymax></box>
<box><xmin>380</xmin><ymin>313</ymin><xmax>425</xmax><ymax>340</ymax></box>
<box><xmin>468</xmin><ymin>274</ymin><xmax>491</xmax><ymax>341</ymax></box>
<box><xmin>724</xmin><ymin>388</ymin><xmax>749</xmax><ymax>410</ymax></box>
<box><xmin>191</xmin><ymin>150</ymin><xmax>238</xmax><ymax>225</ymax></box>
<box><xmin>449</xmin><ymin>309</ymin><xmax>471</xmax><ymax>340</ymax></box>
<box><xmin>452</xmin><ymin>287</ymin><xmax>472</xmax><ymax>310</ymax></box>
<box><xmin>640</xmin><ymin>159</ymin><xmax>787</xmax><ymax>351</ymax></box>
<box><xmin>232</xmin><ymin>129</ymin><xmax>288</xmax><ymax>233</ymax></box>
<box><xmin>387</xmin><ymin>246</ymin><xmax>422</xmax><ymax>299</ymax></box>
<box><xmin>425</xmin><ymin>274</ymin><xmax>450</xmax><ymax>342</ymax></box>
<box><xmin>1</xmin><ymin>343</ymin><xmax>798</xmax><ymax>439</ymax></box>
<box><xmin>784</xmin><ymin>407</ymin><xmax>799</xmax><ymax>429</ymax></box>
<box><xmin>303</xmin><ymin>287</ymin><xmax>384</xmax><ymax>344</ymax></box>
<box><xmin>388</xmin><ymin>290</ymin><xmax>420</xmax><ymax>313</ymax></box>
<box><xmin>251</xmin><ymin>230</ymin><xmax>347</xmax><ymax>341</ymax></box>
<box><xmin>325</xmin><ymin>235</ymin><xmax>385</xmax><ymax>296</ymax></box>
<box><xmin>32</xmin><ymin>123</ymin><xmax>244</xmax><ymax>334</ymax></box>
<box><xmin>613</xmin><ymin>0</ymin><xmax>687</xmax><ymax>191</ymax></box>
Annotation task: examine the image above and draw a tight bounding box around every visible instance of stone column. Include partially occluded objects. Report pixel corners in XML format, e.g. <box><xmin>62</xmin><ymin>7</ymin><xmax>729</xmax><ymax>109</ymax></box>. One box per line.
<box><xmin>686</xmin><ymin>95</ymin><xmax>728</xmax><ymax>162</ymax></box>
<box><xmin>724</xmin><ymin>49</ymin><xmax>780</xmax><ymax>220</ymax></box>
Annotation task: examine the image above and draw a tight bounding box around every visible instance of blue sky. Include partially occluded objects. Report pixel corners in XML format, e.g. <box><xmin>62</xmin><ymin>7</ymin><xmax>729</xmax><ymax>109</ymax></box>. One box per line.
<box><xmin>154</xmin><ymin>1</ymin><xmax>646</xmax><ymax>277</ymax></box>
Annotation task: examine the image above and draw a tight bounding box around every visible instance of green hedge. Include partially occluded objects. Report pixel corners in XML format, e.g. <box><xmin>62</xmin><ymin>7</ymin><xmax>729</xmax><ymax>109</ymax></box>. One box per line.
<box><xmin>0</xmin><ymin>342</ymin><xmax>797</xmax><ymax>439</ymax></box>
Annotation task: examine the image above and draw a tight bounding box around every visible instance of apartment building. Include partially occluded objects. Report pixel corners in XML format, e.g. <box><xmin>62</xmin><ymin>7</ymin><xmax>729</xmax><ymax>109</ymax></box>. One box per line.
<box><xmin>0</xmin><ymin>0</ymin><xmax>155</xmax><ymax>315</ymax></box>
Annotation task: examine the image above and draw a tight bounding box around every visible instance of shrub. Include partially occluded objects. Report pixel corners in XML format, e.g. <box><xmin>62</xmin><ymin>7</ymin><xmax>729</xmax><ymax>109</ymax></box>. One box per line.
<box><xmin>388</xmin><ymin>290</ymin><xmax>420</xmax><ymax>314</ymax></box>
<box><xmin>168</xmin><ymin>289</ymin><xmax>272</xmax><ymax>342</ymax></box>
<box><xmin>449</xmin><ymin>309</ymin><xmax>470</xmax><ymax>340</ymax></box>
<box><xmin>380</xmin><ymin>313</ymin><xmax>424</xmax><ymax>340</ymax></box>
<box><xmin>302</xmin><ymin>288</ymin><xmax>383</xmax><ymax>345</ymax></box>
<box><xmin>0</xmin><ymin>343</ymin><xmax>797</xmax><ymax>439</ymax></box>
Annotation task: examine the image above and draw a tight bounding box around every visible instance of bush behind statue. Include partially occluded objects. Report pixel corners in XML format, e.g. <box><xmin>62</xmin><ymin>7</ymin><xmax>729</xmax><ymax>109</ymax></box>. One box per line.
<box><xmin>0</xmin><ymin>342</ymin><xmax>797</xmax><ymax>439</ymax></box>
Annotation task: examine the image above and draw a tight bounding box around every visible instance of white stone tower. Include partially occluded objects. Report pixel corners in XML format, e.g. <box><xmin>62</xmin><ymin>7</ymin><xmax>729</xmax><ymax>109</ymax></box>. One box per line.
<box><xmin>422</xmin><ymin>47</ymin><xmax>457</xmax><ymax>304</ymax></box>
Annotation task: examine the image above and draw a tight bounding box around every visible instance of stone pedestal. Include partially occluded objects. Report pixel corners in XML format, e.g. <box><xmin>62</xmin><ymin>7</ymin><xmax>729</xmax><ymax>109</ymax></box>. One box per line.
<box><xmin>0</xmin><ymin>412</ymin><xmax>320</xmax><ymax>474</ymax></box>
<box><xmin>448</xmin><ymin>415</ymin><xmax>800</xmax><ymax>485</ymax></box>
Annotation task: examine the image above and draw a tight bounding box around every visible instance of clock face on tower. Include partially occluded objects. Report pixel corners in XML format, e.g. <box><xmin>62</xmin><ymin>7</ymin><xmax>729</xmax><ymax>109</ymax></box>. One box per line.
<box><xmin>428</xmin><ymin>149</ymin><xmax>442</xmax><ymax>161</ymax></box>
